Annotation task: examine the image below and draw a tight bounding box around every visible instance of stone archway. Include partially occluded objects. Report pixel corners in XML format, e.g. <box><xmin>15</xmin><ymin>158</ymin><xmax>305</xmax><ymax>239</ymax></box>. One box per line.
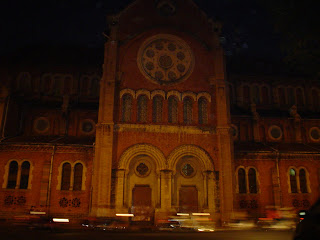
<box><xmin>167</xmin><ymin>145</ymin><xmax>215</xmax><ymax>213</ymax></box>
<box><xmin>115</xmin><ymin>144</ymin><xmax>166</xmax><ymax>216</ymax></box>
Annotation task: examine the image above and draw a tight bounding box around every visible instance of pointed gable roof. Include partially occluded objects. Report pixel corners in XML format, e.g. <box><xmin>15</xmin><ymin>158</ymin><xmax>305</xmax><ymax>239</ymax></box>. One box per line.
<box><xmin>111</xmin><ymin>0</ymin><xmax>221</xmax><ymax>48</ymax></box>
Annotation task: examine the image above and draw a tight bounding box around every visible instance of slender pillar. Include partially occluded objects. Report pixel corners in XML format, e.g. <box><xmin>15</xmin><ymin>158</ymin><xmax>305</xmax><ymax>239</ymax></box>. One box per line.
<box><xmin>115</xmin><ymin>169</ymin><xmax>126</xmax><ymax>211</ymax></box>
<box><xmin>91</xmin><ymin>16</ymin><xmax>119</xmax><ymax>217</ymax></box>
<box><xmin>211</xmin><ymin>47</ymin><xmax>235</xmax><ymax>224</ymax></box>
<box><xmin>206</xmin><ymin>171</ymin><xmax>215</xmax><ymax>212</ymax></box>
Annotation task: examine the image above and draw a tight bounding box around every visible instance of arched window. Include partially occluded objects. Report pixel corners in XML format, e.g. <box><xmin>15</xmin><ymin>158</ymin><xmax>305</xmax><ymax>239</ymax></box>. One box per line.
<box><xmin>312</xmin><ymin>89</ymin><xmax>319</xmax><ymax>110</ymax></box>
<box><xmin>229</xmin><ymin>85</ymin><xmax>234</xmax><ymax>105</ymax></box>
<box><xmin>299</xmin><ymin>169</ymin><xmax>308</xmax><ymax>193</ymax></box>
<box><xmin>278</xmin><ymin>87</ymin><xmax>286</xmax><ymax>106</ymax></box>
<box><xmin>7</xmin><ymin>161</ymin><xmax>18</xmax><ymax>189</ymax></box>
<box><xmin>183</xmin><ymin>97</ymin><xmax>193</xmax><ymax>124</ymax></box>
<box><xmin>91</xmin><ymin>78</ymin><xmax>100</xmax><ymax>97</ymax></box>
<box><xmin>296</xmin><ymin>88</ymin><xmax>304</xmax><ymax>107</ymax></box>
<box><xmin>61</xmin><ymin>163</ymin><xmax>71</xmax><ymax>190</ymax></box>
<box><xmin>53</xmin><ymin>77</ymin><xmax>63</xmax><ymax>96</ymax></box>
<box><xmin>287</xmin><ymin>88</ymin><xmax>295</xmax><ymax>106</ymax></box>
<box><xmin>64</xmin><ymin>77</ymin><xmax>72</xmax><ymax>95</ymax></box>
<box><xmin>238</xmin><ymin>168</ymin><xmax>246</xmax><ymax>194</ymax></box>
<box><xmin>122</xmin><ymin>94</ymin><xmax>132</xmax><ymax>122</ymax></box>
<box><xmin>252</xmin><ymin>86</ymin><xmax>260</xmax><ymax>104</ymax></box>
<box><xmin>248</xmin><ymin>168</ymin><xmax>257</xmax><ymax>193</ymax></box>
<box><xmin>20</xmin><ymin>161</ymin><xmax>30</xmax><ymax>189</ymax></box>
<box><xmin>261</xmin><ymin>86</ymin><xmax>269</xmax><ymax>105</ymax></box>
<box><xmin>73</xmin><ymin>163</ymin><xmax>83</xmax><ymax>191</ymax></box>
<box><xmin>289</xmin><ymin>168</ymin><xmax>298</xmax><ymax>193</ymax></box>
<box><xmin>198</xmin><ymin>98</ymin><xmax>208</xmax><ymax>124</ymax></box>
<box><xmin>168</xmin><ymin>96</ymin><xmax>178</xmax><ymax>123</ymax></box>
<box><xmin>243</xmin><ymin>85</ymin><xmax>250</xmax><ymax>104</ymax></box>
<box><xmin>137</xmin><ymin>95</ymin><xmax>148</xmax><ymax>123</ymax></box>
<box><xmin>80</xmin><ymin>77</ymin><xmax>89</xmax><ymax>96</ymax></box>
<box><xmin>152</xmin><ymin>96</ymin><xmax>163</xmax><ymax>123</ymax></box>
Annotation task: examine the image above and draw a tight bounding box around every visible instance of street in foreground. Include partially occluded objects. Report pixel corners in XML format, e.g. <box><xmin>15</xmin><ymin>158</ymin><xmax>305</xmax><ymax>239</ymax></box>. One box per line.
<box><xmin>0</xmin><ymin>229</ymin><xmax>294</xmax><ymax>240</ymax></box>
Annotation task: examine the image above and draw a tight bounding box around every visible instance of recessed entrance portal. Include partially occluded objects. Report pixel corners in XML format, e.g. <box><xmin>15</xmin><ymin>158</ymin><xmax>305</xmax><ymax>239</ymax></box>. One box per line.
<box><xmin>179</xmin><ymin>186</ymin><xmax>198</xmax><ymax>213</ymax></box>
<box><xmin>132</xmin><ymin>185</ymin><xmax>153</xmax><ymax>221</ymax></box>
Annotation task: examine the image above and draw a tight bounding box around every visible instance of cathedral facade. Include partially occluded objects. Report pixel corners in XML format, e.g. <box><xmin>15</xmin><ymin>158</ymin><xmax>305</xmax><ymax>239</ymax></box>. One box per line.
<box><xmin>0</xmin><ymin>0</ymin><xmax>319</xmax><ymax>224</ymax></box>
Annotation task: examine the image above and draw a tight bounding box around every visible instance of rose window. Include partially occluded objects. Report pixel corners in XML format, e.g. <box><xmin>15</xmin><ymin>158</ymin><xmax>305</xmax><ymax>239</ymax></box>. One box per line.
<box><xmin>136</xmin><ymin>163</ymin><xmax>149</xmax><ymax>177</ymax></box>
<box><xmin>182</xmin><ymin>163</ymin><xmax>195</xmax><ymax>177</ymax></box>
<box><xmin>138</xmin><ymin>34</ymin><xmax>194</xmax><ymax>85</ymax></box>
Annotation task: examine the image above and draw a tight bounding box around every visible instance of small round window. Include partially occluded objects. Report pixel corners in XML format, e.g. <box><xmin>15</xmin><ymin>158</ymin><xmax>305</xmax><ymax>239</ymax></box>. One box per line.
<box><xmin>181</xmin><ymin>163</ymin><xmax>196</xmax><ymax>178</ymax></box>
<box><xmin>81</xmin><ymin>119</ymin><xmax>95</xmax><ymax>134</ymax></box>
<box><xmin>231</xmin><ymin>125</ymin><xmax>238</xmax><ymax>140</ymax></box>
<box><xmin>310</xmin><ymin>127</ymin><xmax>320</xmax><ymax>141</ymax></box>
<box><xmin>268</xmin><ymin>125</ymin><xmax>282</xmax><ymax>140</ymax></box>
<box><xmin>135</xmin><ymin>162</ymin><xmax>150</xmax><ymax>177</ymax></box>
<box><xmin>34</xmin><ymin>117</ymin><xmax>50</xmax><ymax>133</ymax></box>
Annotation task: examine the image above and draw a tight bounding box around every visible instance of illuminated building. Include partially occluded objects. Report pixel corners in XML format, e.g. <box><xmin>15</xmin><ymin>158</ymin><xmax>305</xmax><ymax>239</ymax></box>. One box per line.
<box><xmin>0</xmin><ymin>0</ymin><xmax>319</xmax><ymax>224</ymax></box>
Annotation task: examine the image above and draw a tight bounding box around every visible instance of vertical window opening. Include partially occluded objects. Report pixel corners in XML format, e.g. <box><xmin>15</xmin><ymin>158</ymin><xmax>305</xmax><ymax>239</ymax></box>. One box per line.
<box><xmin>7</xmin><ymin>161</ymin><xmax>18</xmax><ymax>189</ymax></box>
<box><xmin>152</xmin><ymin>96</ymin><xmax>163</xmax><ymax>123</ymax></box>
<box><xmin>238</xmin><ymin>168</ymin><xmax>246</xmax><ymax>193</ymax></box>
<box><xmin>20</xmin><ymin>161</ymin><xmax>30</xmax><ymax>189</ymax></box>
<box><xmin>183</xmin><ymin>97</ymin><xmax>193</xmax><ymax>124</ymax></box>
<box><xmin>122</xmin><ymin>94</ymin><xmax>132</xmax><ymax>122</ymax></box>
<box><xmin>290</xmin><ymin>168</ymin><xmax>298</xmax><ymax>193</ymax></box>
<box><xmin>248</xmin><ymin>168</ymin><xmax>257</xmax><ymax>193</ymax></box>
<box><xmin>168</xmin><ymin>96</ymin><xmax>178</xmax><ymax>123</ymax></box>
<box><xmin>61</xmin><ymin>163</ymin><xmax>71</xmax><ymax>190</ymax></box>
<box><xmin>198</xmin><ymin>98</ymin><xmax>208</xmax><ymax>124</ymax></box>
<box><xmin>137</xmin><ymin>95</ymin><xmax>148</xmax><ymax>123</ymax></box>
<box><xmin>299</xmin><ymin>169</ymin><xmax>308</xmax><ymax>193</ymax></box>
<box><xmin>73</xmin><ymin>163</ymin><xmax>83</xmax><ymax>191</ymax></box>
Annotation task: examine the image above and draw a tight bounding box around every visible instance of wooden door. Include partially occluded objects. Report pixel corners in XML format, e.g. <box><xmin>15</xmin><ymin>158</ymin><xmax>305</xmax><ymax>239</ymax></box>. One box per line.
<box><xmin>179</xmin><ymin>186</ymin><xmax>198</xmax><ymax>213</ymax></box>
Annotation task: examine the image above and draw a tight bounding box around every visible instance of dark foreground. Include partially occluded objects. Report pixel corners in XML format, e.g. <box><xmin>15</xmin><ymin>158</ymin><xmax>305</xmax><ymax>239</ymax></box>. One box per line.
<box><xmin>0</xmin><ymin>229</ymin><xmax>294</xmax><ymax>240</ymax></box>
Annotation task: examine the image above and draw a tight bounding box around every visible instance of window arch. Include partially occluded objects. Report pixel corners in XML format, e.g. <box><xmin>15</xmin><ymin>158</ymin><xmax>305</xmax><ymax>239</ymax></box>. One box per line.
<box><xmin>312</xmin><ymin>89</ymin><xmax>319</xmax><ymax>110</ymax></box>
<box><xmin>122</xmin><ymin>94</ymin><xmax>132</xmax><ymax>122</ymax></box>
<box><xmin>152</xmin><ymin>95</ymin><xmax>163</xmax><ymax>123</ymax></box>
<box><xmin>288</xmin><ymin>167</ymin><xmax>310</xmax><ymax>194</ymax></box>
<box><xmin>73</xmin><ymin>163</ymin><xmax>83</xmax><ymax>191</ymax></box>
<box><xmin>137</xmin><ymin>95</ymin><xmax>148</xmax><ymax>123</ymax></box>
<box><xmin>198</xmin><ymin>97</ymin><xmax>208</xmax><ymax>124</ymax></box>
<box><xmin>61</xmin><ymin>163</ymin><xmax>71</xmax><ymax>190</ymax></box>
<box><xmin>299</xmin><ymin>169</ymin><xmax>308</xmax><ymax>193</ymax></box>
<box><xmin>7</xmin><ymin>161</ymin><xmax>18</xmax><ymax>189</ymax></box>
<box><xmin>252</xmin><ymin>86</ymin><xmax>260</xmax><ymax>104</ymax></box>
<box><xmin>287</xmin><ymin>88</ymin><xmax>295</xmax><ymax>106</ymax></box>
<box><xmin>261</xmin><ymin>86</ymin><xmax>269</xmax><ymax>105</ymax></box>
<box><xmin>248</xmin><ymin>168</ymin><xmax>257</xmax><ymax>193</ymax></box>
<box><xmin>243</xmin><ymin>85</ymin><xmax>251</xmax><ymax>104</ymax></box>
<box><xmin>278</xmin><ymin>87</ymin><xmax>286</xmax><ymax>106</ymax></box>
<box><xmin>238</xmin><ymin>168</ymin><xmax>246</xmax><ymax>194</ymax></box>
<box><xmin>168</xmin><ymin>96</ymin><xmax>178</xmax><ymax>123</ymax></box>
<box><xmin>289</xmin><ymin>168</ymin><xmax>298</xmax><ymax>193</ymax></box>
<box><xmin>296</xmin><ymin>88</ymin><xmax>304</xmax><ymax>107</ymax></box>
<box><xmin>183</xmin><ymin>97</ymin><xmax>193</xmax><ymax>124</ymax></box>
<box><xmin>20</xmin><ymin>161</ymin><xmax>30</xmax><ymax>189</ymax></box>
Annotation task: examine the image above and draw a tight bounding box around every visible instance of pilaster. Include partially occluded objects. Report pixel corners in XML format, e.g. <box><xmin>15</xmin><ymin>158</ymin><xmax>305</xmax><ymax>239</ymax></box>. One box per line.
<box><xmin>91</xmin><ymin>16</ymin><xmax>119</xmax><ymax>217</ymax></box>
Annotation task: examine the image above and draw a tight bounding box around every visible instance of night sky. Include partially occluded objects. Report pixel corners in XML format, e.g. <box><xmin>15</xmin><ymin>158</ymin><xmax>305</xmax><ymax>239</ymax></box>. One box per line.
<box><xmin>1</xmin><ymin>0</ymin><xmax>318</xmax><ymax>76</ymax></box>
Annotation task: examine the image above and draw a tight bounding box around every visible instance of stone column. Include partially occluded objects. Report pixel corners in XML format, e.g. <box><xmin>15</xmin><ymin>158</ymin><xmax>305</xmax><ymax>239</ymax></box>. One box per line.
<box><xmin>160</xmin><ymin>170</ymin><xmax>172</xmax><ymax>210</ymax></box>
<box><xmin>0</xmin><ymin>86</ymin><xmax>9</xmax><ymax>137</ymax></box>
<box><xmin>211</xmin><ymin>48</ymin><xmax>235</xmax><ymax>224</ymax></box>
<box><xmin>156</xmin><ymin>170</ymin><xmax>172</xmax><ymax>220</ymax></box>
<box><xmin>206</xmin><ymin>171</ymin><xmax>216</xmax><ymax>212</ymax></box>
<box><xmin>115</xmin><ymin>169</ymin><xmax>126</xmax><ymax>212</ymax></box>
<box><xmin>90</xmin><ymin>16</ymin><xmax>119</xmax><ymax>217</ymax></box>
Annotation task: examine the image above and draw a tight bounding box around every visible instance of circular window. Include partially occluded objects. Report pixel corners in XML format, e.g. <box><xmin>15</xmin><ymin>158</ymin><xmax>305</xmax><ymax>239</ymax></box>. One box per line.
<box><xmin>135</xmin><ymin>162</ymin><xmax>150</xmax><ymax>177</ymax></box>
<box><xmin>80</xmin><ymin>119</ymin><xmax>95</xmax><ymax>134</ymax></box>
<box><xmin>181</xmin><ymin>163</ymin><xmax>196</xmax><ymax>178</ymax></box>
<box><xmin>268</xmin><ymin>125</ymin><xmax>282</xmax><ymax>140</ymax></box>
<box><xmin>231</xmin><ymin>125</ymin><xmax>238</xmax><ymax>140</ymax></box>
<box><xmin>34</xmin><ymin>117</ymin><xmax>50</xmax><ymax>133</ymax></box>
<box><xmin>137</xmin><ymin>34</ymin><xmax>194</xmax><ymax>85</ymax></box>
<box><xmin>309</xmin><ymin>127</ymin><xmax>320</xmax><ymax>141</ymax></box>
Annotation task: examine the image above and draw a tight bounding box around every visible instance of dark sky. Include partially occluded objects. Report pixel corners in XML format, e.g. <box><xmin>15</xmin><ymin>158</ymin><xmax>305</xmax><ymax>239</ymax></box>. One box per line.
<box><xmin>1</xmin><ymin>0</ymin><xmax>283</xmax><ymax>70</ymax></box>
